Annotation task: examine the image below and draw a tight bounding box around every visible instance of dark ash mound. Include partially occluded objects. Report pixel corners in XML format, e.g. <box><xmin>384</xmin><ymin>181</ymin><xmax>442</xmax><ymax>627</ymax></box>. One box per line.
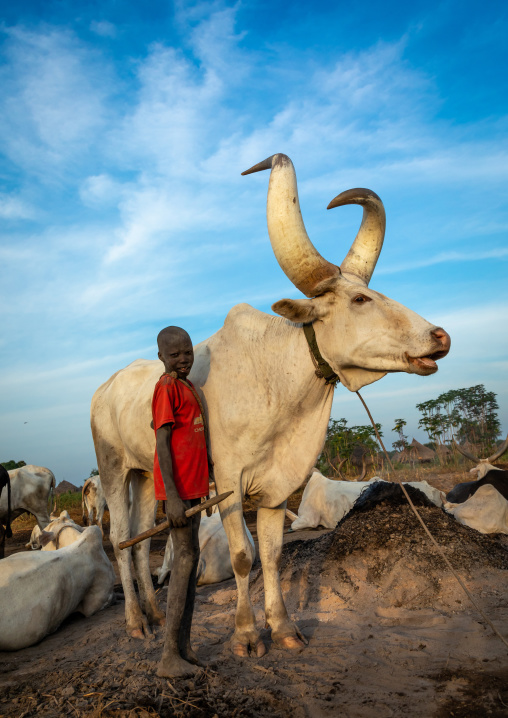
<box><xmin>279</xmin><ymin>500</ymin><xmax>508</xmax><ymax>580</ymax></box>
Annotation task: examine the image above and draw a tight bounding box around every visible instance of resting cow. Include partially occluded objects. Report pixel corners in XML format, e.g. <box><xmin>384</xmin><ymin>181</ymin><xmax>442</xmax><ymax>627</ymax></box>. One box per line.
<box><xmin>444</xmin><ymin>484</ymin><xmax>508</xmax><ymax>534</ymax></box>
<box><xmin>155</xmin><ymin>512</ymin><xmax>255</xmax><ymax>586</ymax></box>
<box><xmin>289</xmin><ymin>471</ymin><xmax>442</xmax><ymax>530</ymax></box>
<box><xmin>0</xmin><ymin>525</ymin><xmax>115</xmax><ymax>651</ymax></box>
<box><xmin>82</xmin><ymin>475</ymin><xmax>107</xmax><ymax>532</ymax></box>
<box><xmin>0</xmin><ymin>465</ymin><xmax>55</xmax><ymax>530</ymax></box>
<box><xmin>27</xmin><ymin>510</ymin><xmax>85</xmax><ymax>550</ymax></box>
<box><xmin>448</xmin><ymin>434</ymin><xmax>508</xmax><ymax>503</ymax></box>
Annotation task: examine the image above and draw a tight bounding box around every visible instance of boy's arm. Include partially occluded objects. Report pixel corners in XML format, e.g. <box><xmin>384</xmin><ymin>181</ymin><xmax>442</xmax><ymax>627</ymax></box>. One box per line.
<box><xmin>156</xmin><ymin>424</ymin><xmax>187</xmax><ymax>528</ymax></box>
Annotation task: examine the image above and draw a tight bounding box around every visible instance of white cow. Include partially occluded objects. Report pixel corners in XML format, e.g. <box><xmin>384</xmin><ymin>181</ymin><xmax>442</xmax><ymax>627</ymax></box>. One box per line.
<box><xmin>0</xmin><ymin>526</ymin><xmax>115</xmax><ymax>651</ymax></box>
<box><xmin>155</xmin><ymin>512</ymin><xmax>255</xmax><ymax>586</ymax></box>
<box><xmin>288</xmin><ymin>472</ymin><xmax>443</xmax><ymax>530</ymax></box>
<box><xmin>444</xmin><ymin>485</ymin><xmax>508</xmax><ymax>534</ymax></box>
<box><xmin>0</xmin><ymin>465</ymin><xmax>55</xmax><ymax>529</ymax></box>
<box><xmin>82</xmin><ymin>475</ymin><xmax>107</xmax><ymax>531</ymax></box>
<box><xmin>27</xmin><ymin>510</ymin><xmax>85</xmax><ymax>550</ymax></box>
<box><xmin>91</xmin><ymin>153</ymin><xmax>450</xmax><ymax>654</ymax></box>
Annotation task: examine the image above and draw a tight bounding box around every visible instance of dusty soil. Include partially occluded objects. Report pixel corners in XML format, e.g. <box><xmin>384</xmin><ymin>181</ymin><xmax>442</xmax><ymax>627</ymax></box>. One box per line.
<box><xmin>1</xmin><ymin>469</ymin><xmax>508</xmax><ymax>718</ymax></box>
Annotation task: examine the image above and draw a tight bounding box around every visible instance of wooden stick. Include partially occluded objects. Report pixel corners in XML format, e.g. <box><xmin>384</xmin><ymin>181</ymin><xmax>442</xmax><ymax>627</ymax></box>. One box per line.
<box><xmin>118</xmin><ymin>491</ymin><xmax>233</xmax><ymax>549</ymax></box>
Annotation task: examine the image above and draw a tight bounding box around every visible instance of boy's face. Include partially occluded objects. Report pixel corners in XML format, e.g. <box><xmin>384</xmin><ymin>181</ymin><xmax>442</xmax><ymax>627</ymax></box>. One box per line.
<box><xmin>158</xmin><ymin>334</ymin><xmax>194</xmax><ymax>379</ymax></box>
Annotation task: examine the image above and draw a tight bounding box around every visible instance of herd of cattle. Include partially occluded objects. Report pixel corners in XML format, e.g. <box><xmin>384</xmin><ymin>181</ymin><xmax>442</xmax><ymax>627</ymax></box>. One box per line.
<box><xmin>0</xmin><ymin>449</ymin><xmax>507</xmax><ymax>652</ymax></box>
<box><xmin>0</xmin><ymin>153</ymin><xmax>507</xmax><ymax>656</ymax></box>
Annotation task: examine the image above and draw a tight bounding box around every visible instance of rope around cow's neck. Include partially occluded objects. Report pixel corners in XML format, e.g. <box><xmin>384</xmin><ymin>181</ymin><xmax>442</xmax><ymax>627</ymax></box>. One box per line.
<box><xmin>356</xmin><ymin>389</ymin><xmax>508</xmax><ymax>652</ymax></box>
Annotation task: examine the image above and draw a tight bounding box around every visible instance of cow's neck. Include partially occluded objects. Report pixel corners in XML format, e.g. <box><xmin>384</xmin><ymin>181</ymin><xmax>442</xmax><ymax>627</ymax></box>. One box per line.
<box><xmin>254</xmin><ymin>315</ymin><xmax>336</xmax><ymax>502</ymax></box>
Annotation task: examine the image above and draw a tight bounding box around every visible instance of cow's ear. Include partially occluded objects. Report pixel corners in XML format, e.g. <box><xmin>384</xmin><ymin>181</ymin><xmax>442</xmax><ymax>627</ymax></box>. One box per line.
<box><xmin>39</xmin><ymin>530</ymin><xmax>55</xmax><ymax>547</ymax></box>
<box><xmin>272</xmin><ymin>298</ymin><xmax>328</xmax><ymax>323</ymax></box>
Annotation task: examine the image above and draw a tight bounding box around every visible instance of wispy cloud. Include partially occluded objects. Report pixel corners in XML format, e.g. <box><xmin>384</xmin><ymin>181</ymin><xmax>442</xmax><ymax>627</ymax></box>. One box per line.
<box><xmin>378</xmin><ymin>247</ymin><xmax>508</xmax><ymax>275</ymax></box>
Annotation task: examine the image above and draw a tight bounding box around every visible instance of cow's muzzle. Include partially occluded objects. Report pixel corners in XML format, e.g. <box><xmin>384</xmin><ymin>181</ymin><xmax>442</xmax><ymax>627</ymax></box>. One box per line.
<box><xmin>406</xmin><ymin>328</ymin><xmax>450</xmax><ymax>374</ymax></box>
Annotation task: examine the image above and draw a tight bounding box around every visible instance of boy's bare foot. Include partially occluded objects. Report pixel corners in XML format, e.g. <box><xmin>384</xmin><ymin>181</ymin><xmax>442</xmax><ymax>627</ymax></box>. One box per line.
<box><xmin>157</xmin><ymin>655</ymin><xmax>200</xmax><ymax>679</ymax></box>
<box><xmin>180</xmin><ymin>646</ymin><xmax>205</xmax><ymax>667</ymax></box>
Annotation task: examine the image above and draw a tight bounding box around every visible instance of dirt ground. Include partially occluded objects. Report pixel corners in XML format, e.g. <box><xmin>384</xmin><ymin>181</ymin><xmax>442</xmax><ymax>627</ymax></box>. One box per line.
<box><xmin>1</xmin><ymin>468</ymin><xmax>507</xmax><ymax>718</ymax></box>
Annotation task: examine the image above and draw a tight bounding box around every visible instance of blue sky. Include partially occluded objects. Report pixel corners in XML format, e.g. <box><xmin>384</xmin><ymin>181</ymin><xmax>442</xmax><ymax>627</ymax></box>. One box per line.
<box><xmin>1</xmin><ymin>0</ymin><xmax>507</xmax><ymax>482</ymax></box>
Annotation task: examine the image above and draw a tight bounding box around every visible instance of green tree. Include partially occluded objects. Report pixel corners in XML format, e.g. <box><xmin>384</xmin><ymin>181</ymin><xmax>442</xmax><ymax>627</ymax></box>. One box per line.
<box><xmin>89</xmin><ymin>468</ymin><xmax>99</xmax><ymax>477</ymax></box>
<box><xmin>1</xmin><ymin>460</ymin><xmax>27</xmax><ymax>470</ymax></box>
<box><xmin>318</xmin><ymin>418</ymin><xmax>382</xmax><ymax>476</ymax></box>
<box><xmin>416</xmin><ymin>384</ymin><xmax>500</xmax><ymax>453</ymax></box>
<box><xmin>392</xmin><ymin>419</ymin><xmax>408</xmax><ymax>453</ymax></box>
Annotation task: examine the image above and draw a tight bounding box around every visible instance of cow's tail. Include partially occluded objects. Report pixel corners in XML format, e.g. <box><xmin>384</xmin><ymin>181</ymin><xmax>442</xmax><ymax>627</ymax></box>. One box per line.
<box><xmin>48</xmin><ymin>472</ymin><xmax>56</xmax><ymax>517</ymax></box>
<box><xmin>5</xmin><ymin>476</ymin><xmax>12</xmax><ymax>538</ymax></box>
<box><xmin>82</xmin><ymin>478</ymin><xmax>91</xmax><ymax>525</ymax></box>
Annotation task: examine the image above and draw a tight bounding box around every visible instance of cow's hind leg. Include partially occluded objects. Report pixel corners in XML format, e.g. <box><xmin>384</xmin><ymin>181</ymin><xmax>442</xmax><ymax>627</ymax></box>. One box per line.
<box><xmin>257</xmin><ymin>501</ymin><xmax>306</xmax><ymax>650</ymax></box>
<box><xmin>101</xmin><ymin>465</ymin><xmax>151</xmax><ymax>639</ymax></box>
<box><xmin>220</xmin><ymin>496</ymin><xmax>264</xmax><ymax>658</ymax></box>
<box><xmin>130</xmin><ymin>470</ymin><xmax>165</xmax><ymax>629</ymax></box>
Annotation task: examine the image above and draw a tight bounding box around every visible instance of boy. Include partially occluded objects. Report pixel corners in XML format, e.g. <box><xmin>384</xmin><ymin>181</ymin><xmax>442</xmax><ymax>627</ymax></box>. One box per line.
<box><xmin>152</xmin><ymin>325</ymin><xmax>211</xmax><ymax>678</ymax></box>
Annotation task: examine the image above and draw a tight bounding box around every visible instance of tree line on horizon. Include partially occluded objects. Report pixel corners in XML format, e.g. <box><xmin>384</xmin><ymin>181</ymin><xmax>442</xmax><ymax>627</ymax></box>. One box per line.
<box><xmin>318</xmin><ymin>384</ymin><xmax>504</xmax><ymax>477</ymax></box>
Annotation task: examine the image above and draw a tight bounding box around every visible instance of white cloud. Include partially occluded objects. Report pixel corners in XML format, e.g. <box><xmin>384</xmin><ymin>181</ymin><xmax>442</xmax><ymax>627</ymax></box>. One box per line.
<box><xmin>79</xmin><ymin>174</ymin><xmax>124</xmax><ymax>208</ymax></box>
<box><xmin>0</xmin><ymin>26</ymin><xmax>111</xmax><ymax>178</ymax></box>
<box><xmin>378</xmin><ymin>247</ymin><xmax>508</xmax><ymax>275</ymax></box>
<box><xmin>0</xmin><ymin>192</ymin><xmax>36</xmax><ymax>219</ymax></box>
<box><xmin>89</xmin><ymin>20</ymin><xmax>117</xmax><ymax>38</ymax></box>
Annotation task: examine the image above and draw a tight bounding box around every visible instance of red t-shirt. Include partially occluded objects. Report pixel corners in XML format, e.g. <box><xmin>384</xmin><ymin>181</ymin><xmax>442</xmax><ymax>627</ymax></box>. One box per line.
<box><xmin>152</xmin><ymin>375</ymin><xmax>209</xmax><ymax>501</ymax></box>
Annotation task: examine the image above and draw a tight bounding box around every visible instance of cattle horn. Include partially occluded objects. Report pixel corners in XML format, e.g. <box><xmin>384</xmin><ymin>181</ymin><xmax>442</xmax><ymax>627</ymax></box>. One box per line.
<box><xmin>327</xmin><ymin>189</ymin><xmax>385</xmax><ymax>286</ymax></box>
<box><xmin>452</xmin><ymin>439</ymin><xmax>480</xmax><ymax>464</ymax></box>
<box><xmin>486</xmin><ymin>432</ymin><xmax>508</xmax><ymax>463</ymax></box>
<box><xmin>242</xmin><ymin>154</ymin><xmax>339</xmax><ymax>297</ymax></box>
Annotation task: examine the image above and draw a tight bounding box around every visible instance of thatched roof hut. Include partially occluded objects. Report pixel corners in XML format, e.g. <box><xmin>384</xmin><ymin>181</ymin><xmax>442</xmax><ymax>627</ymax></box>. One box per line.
<box><xmin>410</xmin><ymin>439</ymin><xmax>436</xmax><ymax>463</ymax></box>
<box><xmin>55</xmin><ymin>480</ymin><xmax>79</xmax><ymax>495</ymax></box>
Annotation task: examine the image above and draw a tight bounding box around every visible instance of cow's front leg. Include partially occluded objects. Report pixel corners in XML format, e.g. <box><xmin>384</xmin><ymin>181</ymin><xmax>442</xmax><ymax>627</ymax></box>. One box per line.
<box><xmin>257</xmin><ymin>502</ymin><xmax>306</xmax><ymax>650</ymax></box>
<box><xmin>220</xmin><ymin>498</ymin><xmax>264</xmax><ymax>658</ymax></box>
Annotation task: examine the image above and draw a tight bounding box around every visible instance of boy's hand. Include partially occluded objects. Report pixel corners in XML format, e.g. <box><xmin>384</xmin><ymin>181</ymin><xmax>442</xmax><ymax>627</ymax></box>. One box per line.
<box><xmin>166</xmin><ymin>498</ymin><xmax>188</xmax><ymax>528</ymax></box>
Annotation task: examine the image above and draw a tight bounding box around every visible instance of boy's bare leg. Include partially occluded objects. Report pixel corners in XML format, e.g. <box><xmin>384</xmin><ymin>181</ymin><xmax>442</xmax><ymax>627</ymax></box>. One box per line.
<box><xmin>178</xmin><ymin>513</ymin><xmax>204</xmax><ymax>666</ymax></box>
<box><xmin>158</xmin><ymin>502</ymin><xmax>201</xmax><ymax>678</ymax></box>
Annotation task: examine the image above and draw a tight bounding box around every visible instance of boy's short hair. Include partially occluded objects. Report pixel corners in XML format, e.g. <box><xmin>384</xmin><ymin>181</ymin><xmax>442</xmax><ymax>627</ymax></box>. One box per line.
<box><xmin>157</xmin><ymin>326</ymin><xmax>191</xmax><ymax>348</ymax></box>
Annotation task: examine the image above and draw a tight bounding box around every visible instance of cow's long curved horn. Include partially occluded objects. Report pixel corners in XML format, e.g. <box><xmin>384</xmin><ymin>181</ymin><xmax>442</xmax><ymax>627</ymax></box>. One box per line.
<box><xmin>242</xmin><ymin>154</ymin><xmax>339</xmax><ymax>297</ymax></box>
<box><xmin>452</xmin><ymin>439</ymin><xmax>480</xmax><ymax>464</ymax></box>
<box><xmin>487</xmin><ymin>432</ymin><xmax>508</xmax><ymax>463</ymax></box>
<box><xmin>352</xmin><ymin>457</ymin><xmax>367</xmax><ymax>482</ymax></box>
<box><xmin>327</xmin><ymin>189</ymin><xmax>385</xmax><ymax>286</ymax></box>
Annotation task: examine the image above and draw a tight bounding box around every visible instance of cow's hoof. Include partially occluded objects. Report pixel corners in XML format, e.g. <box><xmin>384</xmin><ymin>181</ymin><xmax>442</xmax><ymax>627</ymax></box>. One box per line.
<box><xmin>273</xmin><ymin>625</ymin><xmax>308</xmax><ymax>651</ymax></box>
<box><xmin>232</xmin><ymin>638</ymin><xmax>266</xmax><ymax>658</ymax></box>
<box><xmin>151</xmin><ymin>612</ymin><xmax>166</xmax><ymax>627</ymax></box>
<box><xmin>157</xmin><ymin>656</ymin><xmax>200</xmax><ymax>679</ymax></box>
<box><xmin>128</xmin><ymin>616</ymin><xmax>153</xmax><ymax>640</ymax></box>
<box><xmin>181</xmin><ymin>647</ymin><xmax>205</xmax><ymax>667</ymax></box>
<box><xmin>278</xmin><ymin>635</ymin><xmax>305</xmax><ymax>650</ymax></box>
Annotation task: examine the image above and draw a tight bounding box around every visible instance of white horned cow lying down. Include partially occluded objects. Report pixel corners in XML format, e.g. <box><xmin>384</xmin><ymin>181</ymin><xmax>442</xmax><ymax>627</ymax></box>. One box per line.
<box><xmin>288</xmin><ymin>471</ymin><xmax>443</xmax><ymax>531</ymax></box>
<box><xmin>0</xmin><ymin>465</ymin><xmax>55</xmax><ymax>531</ymax></box>
<box><xmin>27</xmin><ymin>510</ymin><xmax>85</xmax><ymax>550</ymax></box>
<box><xmin>0</xmin><ymin>525</ymin><xmax>115</xmax><ymax>651</ymax></box>
<box><xmin>91</xmin><ymin>153</ymin><xmax>450</xmax><ymax>655</ymax></box>
<box><xmin>443</xmin><ymin>436</ymin><xmax>508</xmax><ymax>534</ymax></box>
<box><xmin>82</xmin><ymin>475</ymin><xmax>108</xmax><ymax>532</ymax></box>
<box><xmin>155</xmin><ymin>512</ymin><xmax>256</xmax><ymax>587</ymax></box>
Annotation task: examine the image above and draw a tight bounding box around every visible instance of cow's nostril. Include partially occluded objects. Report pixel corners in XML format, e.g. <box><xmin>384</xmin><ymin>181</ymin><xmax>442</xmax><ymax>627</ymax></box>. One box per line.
<box><xmin>431</xmin><ymin>328</ymin><xmax>451</xmax><ymax>353</ymax></box>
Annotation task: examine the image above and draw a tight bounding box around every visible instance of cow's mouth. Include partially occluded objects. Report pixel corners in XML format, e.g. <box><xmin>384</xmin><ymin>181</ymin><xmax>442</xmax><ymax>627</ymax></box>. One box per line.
<box><xmin>406</xmin><ymin>349</ymin><xmax>447</xmax><ymax>375</ymax></box>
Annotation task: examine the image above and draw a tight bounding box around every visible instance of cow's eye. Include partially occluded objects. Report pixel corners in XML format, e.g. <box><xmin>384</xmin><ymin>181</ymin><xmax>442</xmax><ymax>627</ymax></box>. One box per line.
<box><xmin>353</xmin><ymin>294</ymin><xmax>371</xmax><ymax>304</ymax></box>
